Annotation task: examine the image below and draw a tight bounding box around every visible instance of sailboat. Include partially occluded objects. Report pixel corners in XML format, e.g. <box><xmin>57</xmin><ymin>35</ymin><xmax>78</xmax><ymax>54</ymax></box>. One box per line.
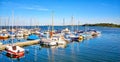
<box><xmin>40</xmin><ymin>11</ymin><xmax>67</xmax><ymax>46</ymax></box>
<box><xmin>15</xmin><ymin>30</ymin><xmax>24</xmax><ymax>37</ymax></box>
<box><xmin>5</xmin><ymin>11</ymin><xmax>25</xmax><ymax>58</ymax></box>
<box><xmin>0</xmin><ymin>18</ymin><xmax>9</xmax><ymax>40</ymax></box>
<box><xmin>8</xmin><ymin>12</ymin><xmax>16</xmax><ymax>38</ymax></box>
<box><xmin>81</xmin><ymin>24</ymin><xmax>101</xmax><ymax>40</ymax></box>
<box><xmin>87</xmin><ymin>29</ymin><xmax>101</xmax><ymax>37</ymax></box>
<box><xmin>0</xmin><ymin>30</ymin><xmax>9</xmax><ymax>39</ymax></box>
<box><xmin>27</xmin><ymin>18</ymin><xmax>39</xmax><ymax>40</ymax></box>
<box><xmin>40</xmin><ymin>11</ymin><xmax>57</xmax><ymax>46</ymax></box>
<box><xmin>63</xmin><ymin>16</ymin><xmax>84</xmax><ymax>42</ymax></box>
<box><xmin>15</xmin><ymin>18</ymin><xmax>24</xmax><ymax>37</ymax></box>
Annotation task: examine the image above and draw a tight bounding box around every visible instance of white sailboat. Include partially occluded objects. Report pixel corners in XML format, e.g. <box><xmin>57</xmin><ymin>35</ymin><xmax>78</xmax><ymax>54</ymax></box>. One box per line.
<box><xmin>0</xmin><ymin>17</ymin><xmax>9</xmax><ymax>39</ymax></box>
<box><xmin>40</xmin><ymin>11</ymin><xmax>66</xmax><ymax>46</ymax></box>
<box><xmin>9</xmin><ymin>12</ymin><xmax>15</xmax><ymax>38</ymax></box>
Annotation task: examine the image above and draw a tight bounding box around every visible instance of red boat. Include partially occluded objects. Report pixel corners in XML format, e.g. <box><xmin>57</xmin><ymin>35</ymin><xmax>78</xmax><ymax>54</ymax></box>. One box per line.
<box><xmin>0</xmin><ymin>34</ymin><xmax>8</xmax><ymax>40</ymax></box>
<box><xmin>5</xmin><ymin>45</ymin><xmax>25</xmax><ymax>58</ymax></box>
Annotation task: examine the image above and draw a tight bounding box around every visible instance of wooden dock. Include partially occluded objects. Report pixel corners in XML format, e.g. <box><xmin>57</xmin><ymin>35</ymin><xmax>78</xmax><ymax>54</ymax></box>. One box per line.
<box><xmin>0</xmin><ymin>39</ymin><xmax>40</xmax><ymax>51</ymax></box>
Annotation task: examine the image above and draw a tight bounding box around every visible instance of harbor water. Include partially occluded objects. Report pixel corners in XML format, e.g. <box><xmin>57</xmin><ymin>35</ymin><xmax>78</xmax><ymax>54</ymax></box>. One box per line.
<box><xmin>0</xmin><ymin>26</ymin><xmax>120</xmax><ymax>62</ymax></box>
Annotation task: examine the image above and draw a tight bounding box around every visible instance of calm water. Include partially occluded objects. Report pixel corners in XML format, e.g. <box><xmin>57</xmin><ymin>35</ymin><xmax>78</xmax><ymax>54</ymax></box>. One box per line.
<box><xmin>0</xmin><ymin>26</ymin><xmax>120</xmax><ymax>62</ymax></box>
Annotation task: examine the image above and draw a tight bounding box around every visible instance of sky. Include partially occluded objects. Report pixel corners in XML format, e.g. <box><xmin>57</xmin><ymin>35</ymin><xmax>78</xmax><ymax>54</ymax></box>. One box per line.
<box><xmin>0</xmin><ymin>0</ymin><xmax>120</xmax><ymax>26</ymax></box>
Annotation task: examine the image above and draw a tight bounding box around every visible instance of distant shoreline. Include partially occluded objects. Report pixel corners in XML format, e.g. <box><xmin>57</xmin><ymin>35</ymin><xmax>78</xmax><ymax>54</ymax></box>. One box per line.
<box><xmin>0</xmin><ymin>23</ymin><xmax>120</xmax><ymax>28</ymax></box>
<box><xmin>82</xmin><ymin>23</ymin><xmax>120</xmax><ymax>28</ymax></box>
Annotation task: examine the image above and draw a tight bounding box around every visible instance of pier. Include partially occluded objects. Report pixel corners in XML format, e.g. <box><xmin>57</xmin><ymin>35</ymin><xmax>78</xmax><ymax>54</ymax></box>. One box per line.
<box><xmin>0</xmin><ymin>39</ymin><xmax>40</xmax><ymax>51</ymax></box>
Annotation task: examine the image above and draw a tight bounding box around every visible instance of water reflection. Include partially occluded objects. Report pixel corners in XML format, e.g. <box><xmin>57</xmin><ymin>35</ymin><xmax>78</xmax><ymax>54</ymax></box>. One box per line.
<box><xmin>40</xmin><ymin>43</ymin><xmax>67</xmax><ymax>62</ymax></box>
<box><xmin>5</xmin><ymin>52</ymin><xmax>24</xmax><ymax>62</ymax></box>
<box><xmin>47</xmin><ymin>48</ymin><xmax>50</xmax><ymax>62</ymax></box>
<box><xmin>34</xmin><ymin>46</ymin><xmax>37</xmax><ymax>62</ymax></box>
<box><xmin>6</xmin><ymin>54</ymin><xmax>21</xmax><ymax>62</ymax></box>
<box><xmin>40</xmin><ymin>43</ymin><xmax>67</xmax><ymax>49</ymax></box>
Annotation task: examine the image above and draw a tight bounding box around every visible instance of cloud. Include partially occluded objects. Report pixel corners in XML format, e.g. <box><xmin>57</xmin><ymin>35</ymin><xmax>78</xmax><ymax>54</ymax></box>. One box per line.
<box><xmin>0</xmin><ymin>1</ymin><xmax>49</xmax><ymax>11</ymax></box>
<box><xmin>24</xmin><ymin>7</ymin><xmax>49</xmax><ymax>11</ymax></box>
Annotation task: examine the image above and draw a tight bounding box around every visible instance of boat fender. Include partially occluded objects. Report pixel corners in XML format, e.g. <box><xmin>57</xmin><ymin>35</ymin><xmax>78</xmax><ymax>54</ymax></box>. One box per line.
<box><xmin>10</xmin><ymin>54</ymin><xmax>13</xmax><ymax>58</ymax></box>
<box><xmin>17</xmin><ymin>50</ymin><xmax>20</xmax><ymax>53</ymax></box>
<box><xmin>56</xmin><ymin>42</ymin><xmax>58</xmax><ymax>45</ymax></box>
<box><xmin>78</xmin><ymin>36</ymin><xmax>83</xmax><ymax>40</ymax></box>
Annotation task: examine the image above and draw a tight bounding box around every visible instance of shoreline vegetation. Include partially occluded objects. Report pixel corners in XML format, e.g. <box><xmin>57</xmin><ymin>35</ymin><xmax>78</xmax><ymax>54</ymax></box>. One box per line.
<box><xmin>0</xmin><ymin>23</ymin><xmax>120</xmax><ymax>28</ymax></box>
<box><xmin>66</xmin><ymin>23</ymin><xmax>120</xmax><ymax>28</ymax></box>
<box><xmin>82</xmin><ymin>23</ymin><xmax>120</xmax><ymax>28</ymax></box>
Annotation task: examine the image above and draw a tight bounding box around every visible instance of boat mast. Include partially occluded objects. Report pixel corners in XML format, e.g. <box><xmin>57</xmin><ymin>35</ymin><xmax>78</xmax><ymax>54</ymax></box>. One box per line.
<box><xmin>52</xmin><ymin>11</ymin><xmax>54</xmax><ymax>32</ymax></box>
<box><xmin>37</xmin><ymin>19</ymin><xmax>39</xmax><ymax>28</ymax></box>
<box><xmin>84</xmin><ymin>23</ymin><xmax>88</xmax><ymax>34</ymax></box>
<box><xmin>71</xmin><ymin>16</ymin><xmax>74</xmax><ymax>32</ymax></box>
<box><xmin>8</xmin><ymin>17</ymin><xmax>10</xmax><ymax>31</ymax></box>
<box><xmin>0</xmin><ymin>17</ymin><xmax>2</xmax><ymax>31</ymax></box>
<box><xmin>50</xmin><ymin>11</ymin><xmax>54</xmax><ymax>38</ymax></box>
<box><xmin>12</xmin><ymin>10</ymin><xmax>14</xmax><ymax>44</ymax></box>
<box><xmin>77</xmin><ymin>21</ymin><xmax>80</xmax><ymax>31</ymax></box>
<box><xmin>30</xmin><ymin>18</ymin><xmax>33</xmax><ymax>29</ymax></box>
<box><xmin>5</xmin><ymin>17</ymin><xmax>7</xmax><ymax>29</ymax></box>
<box><xmin>63</xmin><ymin>18</ymin><xmax>65</xmax><ymax>26</ymax></box>
<box><xmin>0</xmin><ymin>17</ymin><xmax>1</xmax><ymax>30</ymax></box>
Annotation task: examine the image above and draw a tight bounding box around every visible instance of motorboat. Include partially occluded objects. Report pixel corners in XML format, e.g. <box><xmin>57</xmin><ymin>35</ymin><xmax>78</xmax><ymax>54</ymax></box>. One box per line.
<box><xmin>5</xmin><ymin>45</ymin><xmax>24</xmax><ymax>58</ymax></box>
<box><xmin>27</xmin><ymin>34</ymin><xmax>39</xmax><ymax>40</ymax></box>
<box><xmin>15</xmin><ymin>31</ymin><xmax>24</xmax><ymax>37</ymax></box>
<box><xmin>0</xmin><ymin>33</ymin><xmax>9</xmax><ymax>39</ymax></box>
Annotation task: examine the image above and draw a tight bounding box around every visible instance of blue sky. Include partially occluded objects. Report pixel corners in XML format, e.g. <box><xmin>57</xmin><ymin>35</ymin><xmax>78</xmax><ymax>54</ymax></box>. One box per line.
<box><xmin>0</xmin><ymin>0</ymin><xmax>120</xmax><ymax>26</ymax></box>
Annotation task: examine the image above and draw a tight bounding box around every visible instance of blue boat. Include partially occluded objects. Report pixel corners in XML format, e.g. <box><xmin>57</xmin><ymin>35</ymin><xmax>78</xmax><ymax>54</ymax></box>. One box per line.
<box><xmin>27</xmin><ymin>34</ymin><xmax>39</xmax><ymax>40</ymax></box>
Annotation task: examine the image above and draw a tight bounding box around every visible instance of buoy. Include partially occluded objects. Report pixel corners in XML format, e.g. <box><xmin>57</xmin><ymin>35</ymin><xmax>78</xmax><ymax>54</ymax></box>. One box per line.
<box><xmin>78</xmin><ymin>35</ymin><xmax>83</xmax><ymax>41</ymax></box>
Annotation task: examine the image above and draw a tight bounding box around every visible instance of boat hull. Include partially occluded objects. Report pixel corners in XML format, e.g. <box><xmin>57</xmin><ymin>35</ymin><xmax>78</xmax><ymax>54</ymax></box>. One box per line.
<box><xmin>0</xmin><ymin>36</ymin><xmax>8</xmax><ymax>40</ymax></box>
<box><xmin>6</xmin><ymin>52</ymin><xmax>24</xmax><ymax>58</ymax></box>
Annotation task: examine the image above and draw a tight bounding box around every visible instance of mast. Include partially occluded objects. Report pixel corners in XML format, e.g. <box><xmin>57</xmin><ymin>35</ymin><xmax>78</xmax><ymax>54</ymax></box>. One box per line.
<box><xmin>77</xmin><ymin>21</ymin><xmax>80</xmax><ymax>31</ymax></box>
<box><xmin>11</xmin><ymin>10</ymin><xmax>14</xmax><ymax>44</ymax></box>
<box><xmin>0</xmin><ymin>17</ymin><xmax>1</xmax><ymax>30</ymax></box>
<box><xmin>84</xmin><ymin>23</ymin><xmax>88</xmax><ymax>34</ymax></box>
<box><xmin>71</xmin><ymin>16</ymin><xmax>74</xmax><ymax>32</ymax></box>
<box><xmin>63</xmin><ymin>18</ymin><xmax>65</xmax><ymax>26</ymax></box>
<box><xmin>52</xmin><ymin>11</ymin><xmax>54</xmax><ymax>32</ymax></box>
<box><xmin>12</xmin><ymin>11</ymin><xmax>14</xmax><ymax>31</ymax></box>
<box><xmin>8</xmin><ymin>17</ymin><xmax>10</xmax><ymax>31</ymax></box>
<box><xmin>50</xmin><ymin>11</ymin><xmax>54</xmax><ymax>38</ymax></box>
<box><xmin>30</xmin><ymin>18</ymin><xmax>33</xmax><ymax>29</ymax></box>
<box><xmin>5</xmin><ymin>17</ymin><xmax>7</xmax><ymax>29</ymax></box>
<box><xmin>37</xmin><ymin>19</ymin><xmax>39</xmax><ymax>28</ymax></box>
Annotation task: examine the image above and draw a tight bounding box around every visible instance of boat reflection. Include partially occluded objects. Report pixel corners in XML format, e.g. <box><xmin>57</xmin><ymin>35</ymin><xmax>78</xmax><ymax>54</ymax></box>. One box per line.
<box><xmin>6</xmin><ymin>52</ymin><xmax>24</xmax><ymax>59</ymax></box>
<box><xmin>40</xmin><ymin>43</ymin><xmax>67</xmax><ymax>49</ymax></box>
<box><xmin>6</xmin><ymin>52</ymin><xmax>24</xmax><ymax>62</ymax></box>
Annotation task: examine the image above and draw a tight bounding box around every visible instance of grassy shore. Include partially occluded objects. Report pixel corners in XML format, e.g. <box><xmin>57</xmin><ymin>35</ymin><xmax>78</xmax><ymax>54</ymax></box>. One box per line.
<box><xmin>82</xmin><ymin>23</ymin><xmax>120</xmax><ymax>28</ymax></box>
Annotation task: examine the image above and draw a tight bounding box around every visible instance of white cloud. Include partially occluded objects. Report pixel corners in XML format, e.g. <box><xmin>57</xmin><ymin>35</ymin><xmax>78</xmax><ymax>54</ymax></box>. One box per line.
<box><xmin>1</xmin><ymin>1</ymin><xmax>49</xmax><ymax>11</ymax></box>
<box><xmin>22</xmin><ymin>6</ymin><xmax>49</xmax><ymax>11</ymax></box>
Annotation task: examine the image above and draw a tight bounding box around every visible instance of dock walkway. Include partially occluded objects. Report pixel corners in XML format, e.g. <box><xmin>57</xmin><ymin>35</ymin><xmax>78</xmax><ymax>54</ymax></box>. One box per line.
<box><xmin>0</xmin><ymin>39</ymin><xmax>40</xmax><ymax>51</ymax></box>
